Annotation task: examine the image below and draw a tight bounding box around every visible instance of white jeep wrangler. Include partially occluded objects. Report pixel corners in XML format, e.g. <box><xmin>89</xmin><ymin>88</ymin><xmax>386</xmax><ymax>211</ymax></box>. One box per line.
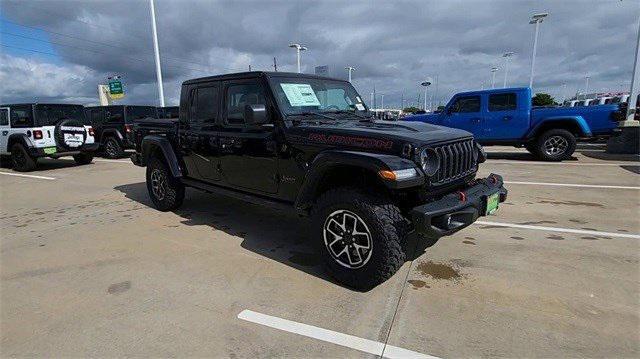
<box><xmin>0</xmin><ymin>104</ymin><xmax>99</xmax><ymax>171</ymax></box>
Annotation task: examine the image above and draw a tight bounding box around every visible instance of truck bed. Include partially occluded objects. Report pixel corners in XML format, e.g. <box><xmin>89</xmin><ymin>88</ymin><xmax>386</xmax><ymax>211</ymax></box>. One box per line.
<box><xmin>132</xmin><ymin>117</ymin><xmax>179</xmax><ymax>151</ymax></box>
<box><xmin>531</xmin><ymin>104</ymin><xmax>618</xmax><ymax>136</ymax></box>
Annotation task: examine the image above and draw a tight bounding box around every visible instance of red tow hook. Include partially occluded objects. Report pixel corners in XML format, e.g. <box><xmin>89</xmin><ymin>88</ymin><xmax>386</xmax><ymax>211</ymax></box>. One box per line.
<box><xmin>458</xmin><ymin>190</ymin><xmax>467</xmax><ymax>202</ymax></box>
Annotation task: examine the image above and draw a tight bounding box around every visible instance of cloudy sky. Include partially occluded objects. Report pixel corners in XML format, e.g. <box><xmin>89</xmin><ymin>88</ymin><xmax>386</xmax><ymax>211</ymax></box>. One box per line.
<box><xmin>1</xmin><ymin>0</ymin><xmax>638</xmax><ymax>108</ymax></box>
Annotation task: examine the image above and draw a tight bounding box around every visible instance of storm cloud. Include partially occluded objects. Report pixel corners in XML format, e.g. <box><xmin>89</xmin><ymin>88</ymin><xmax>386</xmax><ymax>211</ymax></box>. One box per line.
<box><xmin>1</xmin><ymin>0</ymin><xmax>638</xmax><ymax>107</ymax></box>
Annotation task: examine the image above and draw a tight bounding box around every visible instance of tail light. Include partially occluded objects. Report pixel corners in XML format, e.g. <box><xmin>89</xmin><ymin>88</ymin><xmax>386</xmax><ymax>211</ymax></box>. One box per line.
<box><xmin>125</xmin><ymin>124</ymin><xmax>133</xmax><ymax>133</ymax></box>
<box><xmin>33</xmin><ymin>130</ymin><xmax>43</xmax><ymax>140</ymax></box>
<box><xmin>88</xmin><ymin>127</ymin><xmax>95</xmax><ymax>136</ymax></box>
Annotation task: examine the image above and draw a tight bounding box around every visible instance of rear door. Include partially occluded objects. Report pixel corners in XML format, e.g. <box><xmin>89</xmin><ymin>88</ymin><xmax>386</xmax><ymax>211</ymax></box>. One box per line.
<box><xmin>442</xmin><ymin>95</ymin><xmax>483</xmax><ymax>137</ymax></box>
<box><xmin>0</xmin><ymin>107</ymin><xmax>9</xmax><ymax>154</ymax></box>
<box><xmin>483</xmin><ymin>91</ymin><xmax>529</xmax><ymax>140</ymax></box>
<box><xmin>181</xmin><ymin>82</ymin><xmax>222</xmax><ymax>182</ymax></box>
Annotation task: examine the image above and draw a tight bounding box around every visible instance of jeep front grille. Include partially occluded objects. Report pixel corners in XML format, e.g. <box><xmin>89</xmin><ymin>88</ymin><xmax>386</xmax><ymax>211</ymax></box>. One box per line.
<box><xmin>432</xmin><ymin>139</ymin><xmax>477</xmax><ymax>185</ymax></box>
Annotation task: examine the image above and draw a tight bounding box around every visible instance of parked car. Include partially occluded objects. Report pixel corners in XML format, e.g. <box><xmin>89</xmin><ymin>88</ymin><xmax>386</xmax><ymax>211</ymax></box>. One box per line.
<box><xmin>157</xmin><ymin>106</ymin><xmax>179</xmax><ymax>119</ymax></box>
<box><xmin>590</xmin><ymin>97</ymin><xmax>614</xmax><ymax>105</ymax></box>
<box><xmin>130</xmin><ymin>71</ymin><xmax>507</xmax><ymax>290</ymax></box>
<box><xmin>404</xmin><ymin>87</ymin><xmax>619</xmax><ymax>161</ymax></box>
<box><xmin>0</xmin><ymin>103</ymin><xmax>97</xmax><ymax>171</ymax></box>
<box><xmin>85</xmin><ymin>105</ymin><xmax>158</xmax><ymax>158</ymax></box>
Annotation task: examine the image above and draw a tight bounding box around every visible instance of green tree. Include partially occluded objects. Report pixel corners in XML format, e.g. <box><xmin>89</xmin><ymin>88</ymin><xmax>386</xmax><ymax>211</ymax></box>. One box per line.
<box><xmin>402</xmin><ymin>106</ymin><xmax>421</xmax><ymax>113</ymax></box>
<box><xmin>532</xmin><ymin>93</ymin><xmax>556</xmax><ymax>106</ymax></box>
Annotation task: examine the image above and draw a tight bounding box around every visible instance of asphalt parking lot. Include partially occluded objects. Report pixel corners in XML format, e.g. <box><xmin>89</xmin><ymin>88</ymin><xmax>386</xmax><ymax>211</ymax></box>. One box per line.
<box><xmin>1</xmin><ymin>145</ymin><xmax>639</xmax><ymax>358</ymax></box>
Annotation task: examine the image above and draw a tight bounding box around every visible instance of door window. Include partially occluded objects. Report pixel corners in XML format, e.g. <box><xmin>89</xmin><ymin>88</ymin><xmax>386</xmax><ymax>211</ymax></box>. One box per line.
<box><xmin>225</xmin><ymin>82</ymin><xmax>266</xmax><ymax>125</ymax></box>
<box><xmin>0</xmin><ymin>109</ymin><xmax>8</xmax><ymax>126</ymax></box>
<box><xmin>192</xmin><ymin>86</ymin><xmax>220</xmax><ymax>124</ymax></box>
<box><xmin>488</xmin><ymin>93</ymin><xmax>517</xmax><ymax>111</ymax></box>
<box><xmin>451</xmin><ymin>96</ymin><xmax>480</xmax><ymax>113</ymax></box>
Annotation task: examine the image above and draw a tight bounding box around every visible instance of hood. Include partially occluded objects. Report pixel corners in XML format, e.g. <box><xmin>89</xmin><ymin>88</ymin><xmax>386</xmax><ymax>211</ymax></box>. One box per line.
<box><xmin>286</xmin><ymin>119</ymin><xmax>473</xmax><ymax>154</ymax></box>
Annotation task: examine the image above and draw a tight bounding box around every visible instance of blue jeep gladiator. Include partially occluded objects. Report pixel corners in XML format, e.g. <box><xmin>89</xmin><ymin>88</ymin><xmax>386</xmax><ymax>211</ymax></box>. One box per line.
<box><xmin>404</xmin><ymin>87</ymin><xmax>619</xmax><ymax>161</ymax></box>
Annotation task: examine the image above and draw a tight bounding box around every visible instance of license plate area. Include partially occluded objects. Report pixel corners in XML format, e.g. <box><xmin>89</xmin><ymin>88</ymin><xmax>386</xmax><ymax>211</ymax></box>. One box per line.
<box><xmin>484</xmin><ymin>192</ymin><xmax>500</xmax><ymax>215</ymax></box>
<box><xmin>44</xmin><ymin>147</ymin><xmax>57</xmax><ymax>155</ymax></box>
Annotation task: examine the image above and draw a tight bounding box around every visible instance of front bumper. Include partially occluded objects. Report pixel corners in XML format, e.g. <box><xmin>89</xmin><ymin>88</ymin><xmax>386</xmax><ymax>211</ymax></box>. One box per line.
<box><xmin>410</xmin><ymin>173</ymin><xmax>507</xmax><ymax>239</ymax></box>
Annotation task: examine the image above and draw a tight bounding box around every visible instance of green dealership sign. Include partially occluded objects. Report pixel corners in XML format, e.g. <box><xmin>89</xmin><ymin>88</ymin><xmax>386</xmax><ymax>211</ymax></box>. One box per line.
<box><xmin>109</xmin><ymin>80</ymin><xmax>123</xmax><ymax>94</ymax></box>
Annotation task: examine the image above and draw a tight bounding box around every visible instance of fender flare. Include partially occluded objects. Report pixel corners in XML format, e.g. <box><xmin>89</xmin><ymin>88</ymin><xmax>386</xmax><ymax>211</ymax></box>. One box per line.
<box><xmin>141</xmin><ymin>135</ymin><xmax>182</xmax><ymax>178</ymax></box>
<box><xmin>7</xmin><ymin>133</ymin><xmax>34</xmax><ymax>152</ymax></box>
<box><xmin>294</xmin><ymin>150</ymin><xmax>423</xmax><ymax>211</ymax></box>
<box><xmin>526</xmin><ymin>116</ymin><xmax>592</xmax><ymax>139</ymax></box>
<box><xmin>100</xmin><ymin>128</ymin><xmax>124</xmax><ymax>143</ymax></box>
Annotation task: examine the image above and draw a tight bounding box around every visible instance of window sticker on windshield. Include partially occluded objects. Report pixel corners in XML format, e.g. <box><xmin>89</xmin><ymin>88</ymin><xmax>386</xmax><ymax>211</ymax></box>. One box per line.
<box><xmin>280</xmin><ymin>83</ymin><xmax>321</xmax><ymax>106</ymax></box>
<box><xmin>355</xmin><ymin>104</ymin><xmax>365</xmax><ymax>111</ymax></box>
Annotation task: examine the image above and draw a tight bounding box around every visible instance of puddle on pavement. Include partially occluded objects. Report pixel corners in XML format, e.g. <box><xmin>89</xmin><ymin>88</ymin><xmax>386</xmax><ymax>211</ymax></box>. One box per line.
<box><xmin>538</xmin><ymin>199</ymin><xmax>603</xmax><ymax>208</ymax></box>
<box><xmin>416</xmin><ymin>261</ymin><xmax>461</xmax><ymax>280</ymax></box>
<box><xmin>407</xmin><ymin>279</ymin><xmax>430</xmax><ymax>289</ymax></box>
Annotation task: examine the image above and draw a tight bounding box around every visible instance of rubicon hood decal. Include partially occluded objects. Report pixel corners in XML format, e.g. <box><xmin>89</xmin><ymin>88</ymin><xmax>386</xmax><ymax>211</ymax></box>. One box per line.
<box><xmin>308</xmin><ymin>133</ymin><xmax>393</xmax><ymax>150</ymax></box>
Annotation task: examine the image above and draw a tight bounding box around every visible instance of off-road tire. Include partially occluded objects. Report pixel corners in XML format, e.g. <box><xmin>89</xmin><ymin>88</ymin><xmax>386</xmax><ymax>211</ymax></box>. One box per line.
<box><xmin>311</xmin><ymin>188</ymin><xmax>409</xmax><ymax>291</ymax></box>
<box><xmin>11</xmin><ymin>143</ymin><xmax>37</xmax><ymax>172</ymax></box>
<box><xmin>146</xmin><ymin>157</ymin><xmax>184</xmax><ymax>211</ymax></box>
<box><xmin>534</xmin><ymin>129</ymin><xmax>576</xmax><ymax>161</ymax></box>
<box><xmin>73</xmin><ymin>153</ymin><xmax>94</xmax><ymax>165</ymax></box>
<box><xmin>103</xmin><ymin>137</ymin><xmax>124</xmax><ymax>159</ymax></box>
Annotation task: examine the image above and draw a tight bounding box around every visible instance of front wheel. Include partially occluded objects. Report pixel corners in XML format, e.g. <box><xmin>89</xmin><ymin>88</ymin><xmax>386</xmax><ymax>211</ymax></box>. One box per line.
<box><xmin>312</xmin><ymin>188</ymin><xmax>408</xmax><ymax>291</ymax></box>
<box><xmin>11</xmin><ymin>143</ymin><xmax>37</xmax><ymax>172</ymax></box>
<box><xmin>73</xmin><ymin>153</ymin><xmax>94</xmax><ymax>165</ymax></box>
<box><xmin>146</xmin><ymin>157</ymin><xmax>184</xmax><ymax>211</ymax></box>
<box><xmin>535</xmin><ymin>129</ymin><xmax>576</xmax><ymax>161</ymax></box>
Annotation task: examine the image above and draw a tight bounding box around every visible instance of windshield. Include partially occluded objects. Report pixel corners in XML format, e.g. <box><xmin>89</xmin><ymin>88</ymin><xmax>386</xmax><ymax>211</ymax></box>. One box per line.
<box><xmin>269</xmin><ymin>77</ymin><xmax>368</xmax><ymax>118</ymax></box>
<box><xmin>126</xmin><ymin>106</ymin><xmax>158</xmax><ymax>120</ymax></box>
<box><xmin>34</xmin><ymin>104</ymin><xmax>86</xmax><ymax>126</ymax></box>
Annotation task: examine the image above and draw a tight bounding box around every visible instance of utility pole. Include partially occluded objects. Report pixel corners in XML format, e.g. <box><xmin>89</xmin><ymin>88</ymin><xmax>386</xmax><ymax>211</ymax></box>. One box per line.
<box><xmin>490</xmin><ymin>67</ymin><xmax>499</xmax><ymax>89</ymax></box>
<box><xmin>529</xmin><ymin>13</ymin><xmax>548</xmax><ymax>89</ymax></box>
<box><xmin>502</xmin><ymin>51</ymin><xmax>515</xmax><ymax>87</ymax></box>
<box><xmin>273</xmin><ymin>57</ymin><xmax>278</xmax><ymax>72</ymax></box>
<box><xmin>585</xmin><ymin>75</ymin><xmax>590</xmax><ymax>95</ymax></box>
<box><xmin>289</xmin><ymin>43</ymin><xmax>307</xmax><ymax>73</ymax></box>
<box><xmin>149</xmin><ymin>0</ymin><xmax>164</xmax><ymax>107</ymax></box>
<box><xmin>345</xmin><ymin>66</ymin><xmax>355</xmax><ymax>82</ymax></box>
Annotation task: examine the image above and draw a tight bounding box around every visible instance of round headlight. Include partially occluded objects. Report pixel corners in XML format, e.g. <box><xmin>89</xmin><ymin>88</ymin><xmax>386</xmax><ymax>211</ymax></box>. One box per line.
<box><xmin>419</xmin><ymin>148</ymin><xmax>440</xmax><ymax>176</ymax></box>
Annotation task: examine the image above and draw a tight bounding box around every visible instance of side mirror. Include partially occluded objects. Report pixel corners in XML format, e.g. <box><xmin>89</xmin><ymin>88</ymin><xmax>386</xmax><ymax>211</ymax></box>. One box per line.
<box><xmin>244</xmin><ymin>104</ymin><xmax>268</xmax><ymax>125</ymax></box>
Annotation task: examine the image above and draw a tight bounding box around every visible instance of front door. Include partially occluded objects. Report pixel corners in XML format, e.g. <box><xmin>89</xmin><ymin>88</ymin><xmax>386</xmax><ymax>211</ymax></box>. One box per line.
<box><xmin>442</xmin><ymin>95</ymin><xmax>483</xmax><ymax>138</ymax></box>
<box><xmin>218</xmin><ymin>79</ymin><xmax>279</xmax><ymax>194</ymax></box>
<box><xmin>0</xmin><ymin>108</ymin><xmax>9</xmax><ymax>154</ymax></box>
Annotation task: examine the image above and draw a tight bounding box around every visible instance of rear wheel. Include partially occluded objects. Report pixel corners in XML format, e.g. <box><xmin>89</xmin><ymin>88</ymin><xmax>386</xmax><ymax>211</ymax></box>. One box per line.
<box><xmin>146</xmin><ymin>157</ymin><xmax>184</xmax><ymax>211</ymax></box>
<box><xmin>73</xmin><ymin>153</ymin><xmax>94</xmax><ymax>165</ymax></box>
<box><xmin>103</xmin><ymin>137</ymin><xmax>124</xmax><ymax>158</ymax></box>
<box><xmin>11</xmin><ymin>143</ymin><xmax>37</xmax><ymax>172</ymax></box>
<box><xmin>534</xmin><ymin>129</ymin><xmax>576</xmax><ymax>161</ymax></box>
<box><xmin>312</xmin><ymin>188</ymin><xmax>408</xmax><ymax>291</ymax></box>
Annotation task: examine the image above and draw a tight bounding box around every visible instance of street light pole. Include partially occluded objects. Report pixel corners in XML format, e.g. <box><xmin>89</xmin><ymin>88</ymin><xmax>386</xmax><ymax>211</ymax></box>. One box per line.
<box><xmin>149</xmin><ymin>0</ymin><xmax>164</xmax><ymax>107</ymax></box>
<box><xmin>380</xmin><ymin>94</ymin><xmax>384</xmax><ymax>110</ymax></box>
<box><xmin>345</xmin><ymin>66</ymin><xmax>355</xmax><ymax>82</ymax></box>
<box><xmin>502</xmin><ymin>51</ymin><xmax>515</xmax><ymax>88</ymax></box>
<box><xmin>421</xmin><ymin>80</ymin><xmax>431</xmax><ymax>111</ymax></box>
<box><xmin>585</xmin><ymin>75</ymin><xmax>590</xmax><ymax>96</ymax></box>
<box><xmin>529</xmin><ymin>13</ymin><xmax>548</xmax><ymax>89</ymax></box>
<box><xmin>561</xmin><ymin>82</ymin><xmax>567</xmax><ymax>103</ymax></box>
<box><xmin>490</xmin><ymin>67</ymin><xmax>499</xmax><ymax>89</ymax></box>
<box><xmin>289</xmin><ymin>43</ymin><xmax>307</xmax><ymax>73</ymax></box>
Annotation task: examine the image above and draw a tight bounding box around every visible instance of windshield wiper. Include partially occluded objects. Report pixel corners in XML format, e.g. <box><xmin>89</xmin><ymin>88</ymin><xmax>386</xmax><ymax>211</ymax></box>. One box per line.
<box><xmin>326</xmin><ymin>110</ymin><xmax>374</xmax><ymax>121</ymax></box>
<box><xmin>288</xmin><ymin>111</ymin><xmax>340</xmax><ymax>122</ymax></box>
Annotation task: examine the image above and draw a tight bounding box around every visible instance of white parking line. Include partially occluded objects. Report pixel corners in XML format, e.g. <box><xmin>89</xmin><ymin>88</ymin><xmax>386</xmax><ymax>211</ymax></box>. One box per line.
<box><xmin>0</xmin><ymin>171</ymin><xmax>56</xmax><ymax>180</ymax></box>
<box><xmin>487</xmin><ymin>160</ymin><xmax>638</xmax><ymax>166</ymax></box>
<box><xmin>94</xmin><ymin>159</ymin><xmax>131</xmax><ymax>163</ymax></box>
<box><xmin>504</xmin><ymin>181</ymin><xmax>640</xmax><ymax>190</ymax></box>
<box><xmin>238</xmin><ymin>309</ymin><xmax>439</xmax><ymax>359</ymax></box>
<box><xmin>475</xmin><ymin>221</ymin><xmax>640</xmax><ymax>239</ymax></box>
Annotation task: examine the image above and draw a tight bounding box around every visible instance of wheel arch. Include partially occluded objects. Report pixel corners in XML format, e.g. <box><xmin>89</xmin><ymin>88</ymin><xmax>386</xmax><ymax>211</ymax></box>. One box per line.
<box><xmin>7</xmin><ymin>133</ymin><xmax>33</xmax><ymax>152</ymax></box>
<box><xmin>526</xmin><ymin>117</ymin><xmax>591</xmax><ymax>140</ymax></box>
<box><xmin>141</xmin><ymin>135</ymin><xmax>182</xmax><ymax>178</ymax></box>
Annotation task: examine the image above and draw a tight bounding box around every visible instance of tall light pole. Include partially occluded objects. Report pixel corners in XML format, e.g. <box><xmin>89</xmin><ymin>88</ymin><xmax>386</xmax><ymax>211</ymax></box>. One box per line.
<box><xmin>421</xmin><ymin>79</ymin><xmax>431</xmax><ymax>110</ymax></box>
<box><xmin>370</xmin><ymin>92</ymin><xmax>374</xmax><ymax>110</ymax></box>
<box><xmin>502</xmin><ymin>51</ymin><xmax>515</xmax><ymax>88</ymax></box>
<box><xmin>561</xmin><ymin>82</ymin><xmax>567</xmax><ymax>103</ymax></box>
<box><xmin>345</xmin><ymin>66</ymin><xmax>355</xmax><ymax>82</ymax></box>
<box><xmin>490</xmin><ymin>67</ymin><xmax>499</xmax><ymax>89</ymax></box>
<box><xmin>380</xmin><ymin>94</ymin><xmax>385</xmax><ymax>110</ymax></box>
<box><xmin>529</xmin><ymin>12</ymin><xmax>548</xmax><ymax>89</ymax></box>
<box><xmin>289</xmin><ymin>43</ymin><xmax>307</xmax><ymax>73</ymax></box>
<box><xmin>149</xmin><ymin>0</ymin><xmax>164</xmax><ymax>107</ymax></box>
<box><xmin>585</xmin><ymin>75</ymin><xmax>590</xmax><ymax>96</ymax></box>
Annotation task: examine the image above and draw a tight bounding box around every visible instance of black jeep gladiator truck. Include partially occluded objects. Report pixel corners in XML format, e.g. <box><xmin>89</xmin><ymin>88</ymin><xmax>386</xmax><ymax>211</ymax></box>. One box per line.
<box><xmin>85</xmin><ymin>105</ymin><xmax>158</xmax><ymax>158</ymax></box>
<box><xmin>131</xmin><ymin>71</ymin><xmax>507</xmax><ymax>290</ymax></box>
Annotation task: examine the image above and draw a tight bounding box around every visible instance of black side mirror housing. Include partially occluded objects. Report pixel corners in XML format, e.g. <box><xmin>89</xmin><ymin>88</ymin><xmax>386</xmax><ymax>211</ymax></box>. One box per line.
<box><xmin>244</xmin><ymin>104</ymin><xmax>268</xmax><ymax>125</ymax></box>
